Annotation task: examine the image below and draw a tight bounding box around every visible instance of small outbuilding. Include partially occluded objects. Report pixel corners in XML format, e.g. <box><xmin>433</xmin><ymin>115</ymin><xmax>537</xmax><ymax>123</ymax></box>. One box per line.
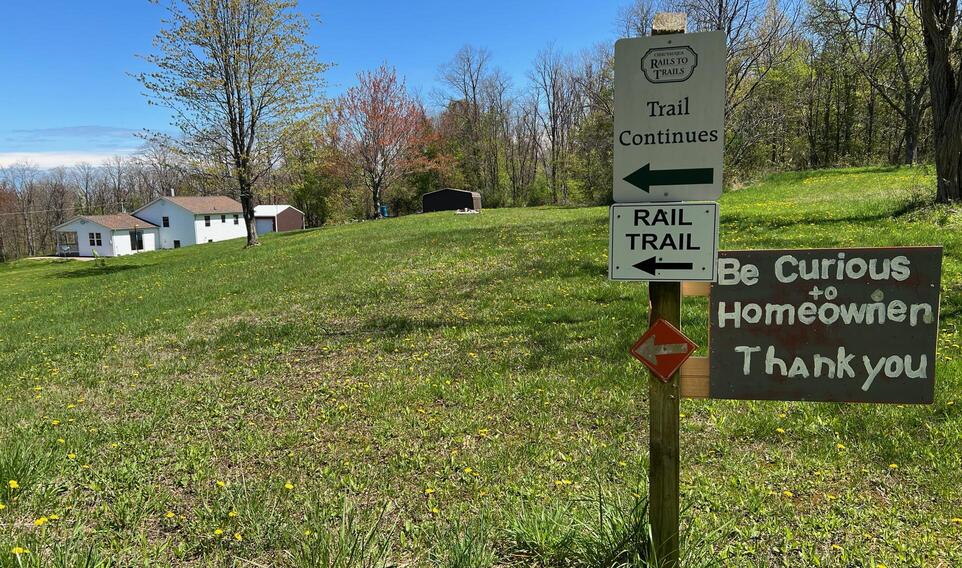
<box><xmin>422</xmin><ymin>188</ymin><xmax>481</xmax><ymax>213</ymax></box>
<box><xmin>254</xmin><ymin>205</ymin><xmax>305</xmax><ymax>234</ymax></box>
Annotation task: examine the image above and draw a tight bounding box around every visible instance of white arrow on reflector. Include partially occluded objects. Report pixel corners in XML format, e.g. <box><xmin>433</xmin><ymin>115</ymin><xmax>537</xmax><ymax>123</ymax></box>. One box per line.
<box><xmin>634</xmin><ymin>335</ymin><xmax>690</xmax><ymax>366</ymax></box>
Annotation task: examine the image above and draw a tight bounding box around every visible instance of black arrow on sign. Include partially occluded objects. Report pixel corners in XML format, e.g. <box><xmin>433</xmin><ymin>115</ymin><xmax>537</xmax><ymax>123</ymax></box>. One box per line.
<box><xmin>633</xmin><ymin>256</ymin><xmax>693</xmax><ymax>275</ymax></box>
<box><xmin>623</xmin><ymin>163</ymin><xmax>714</xmax><ymax>193</ymax></box>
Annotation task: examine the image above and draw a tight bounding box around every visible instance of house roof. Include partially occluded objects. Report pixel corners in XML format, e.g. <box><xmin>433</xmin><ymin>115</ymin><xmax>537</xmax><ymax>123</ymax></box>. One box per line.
<box><xmin>54</xmin><ymin>214</ymin><xmax>158</xmax><ymax>231</ymax></box>
<box><xmin>164</xmin><ymin>196</ymin><xmax>243</xmax><ymax>214</ymax></box>
<box><xmin>254</xmin><ymin>204</ymin><xmax>303</xmax><ymax>217</ymax></box>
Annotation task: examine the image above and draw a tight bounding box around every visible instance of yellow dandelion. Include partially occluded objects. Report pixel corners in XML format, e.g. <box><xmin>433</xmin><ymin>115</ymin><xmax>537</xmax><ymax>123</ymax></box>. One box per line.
<box><xmin>0</xmin><ymin>503</ymin><xmax>5</xmax><ymax>510</ymax></box>
<box><xmin>826</xmin><ymin>493</ymin><xmax>837</xmax><ymax>500</ymax></box>
<box><xmin>618</xmin><ymin>461</ymin><xmax>627</xmax><ymax>467</ymax></box>
<box><xmin>776</xmin><ymin>427</ymin><xmax>786</xmax><ymax>434</ymax></box>
<box><xmin>562</xmin><ymin>479</ymin><xmax>572</xmax><ymax>485</ymax></box>
<box><xmin>51</xmin><ymin>420</ymin><xmax>60</xmax><ymax>426</ymax></box>
<box><xmin>216</xmin><ymin>480</ymin><xmax>226</xmax><ymax>487</ymax></box>
<box><xmin>304</xmin><ymin>529</ymin><xmax>312</xmax><ymax>536</ymax></box>
<box><xmin>164</xmin><ymin>511</ymin><xmax>175</xmax><ymax>519</ymax></box>
<box><xmin>213</xmin><ymin>528</ymin><xmax>224</xmax><ymax>535</ymax></box>
<box><xmin>67</xmin><ymin>453</ymin><xmax>76</xmax><ymax>460</ymax></box>
<box><xmin>431</xmin><ymin>506</ymin><xmax>440</xmax><ymax>514</ymax></box>
<box><xmin>56</xmin><ymin>438</ymin><xmax>65</xmax><ymax>444</ymax></box>
<box><xmin>554</xmin><ymin>480</ymin><xmax>563</xmax><ymax>487</ymax></box>
<box><xmin>8</xmin><ymin>480</ymin><xmax>19</xmax><ymax>490</ymax></box>
<box><xmin>889</xmin><ymin>463</ymin><xmax>898</xmax><ymax>470</ymax></box>
<box><xmin>424</xmin><ymin>488</ymin><xmax>435</xmax><ymax>495</ymax></box>
<box><xmin>836</xmin><ymin>443</ymin><xmax>845</xmax><ymax>449</ymax></box>
<box><xmin>234</xmin><ymin>532</ymin><xmax>243</xmax><ymax>541</ymax></box>
<box><xmin>10</xmin><ymin>547</ymin><xmax>28</xmax><ymax>555</ymax></box>
<box><xmin>782</xmin><ymin>490</ymin><xmax>794</xmax><ymax>498</ymax></box>
<box><xmin>48</xmin><ymin>514</ymin><xmax>58</xmax><ymax>520</ymax></box>
<box><xmin>831</xmin><ymin>544</ymin><xmax>843</xmax><ymax>551</ymax></box>
<box><xmin>950</xmin><ymin>517</ymin><xmax>962</xmax><ymax>524</ymax></box>
<box><xmin>228</xmin><ymin>510</ymin><xmax>238</xmax><ymax>518</ymax></box>
<box><xmin>34</xmin><ymin>516</ymin><xmax>48</xmax><ymax>526</ymax></box>
<box><xmin>463</xmin><ymin>467</ymin><xmax>473</xmax><ymax>474</ymax></box>
<box><xmin>284</xmin><ymin>481</ymin><xmax>294</xmax><ymax>490</ymax></box>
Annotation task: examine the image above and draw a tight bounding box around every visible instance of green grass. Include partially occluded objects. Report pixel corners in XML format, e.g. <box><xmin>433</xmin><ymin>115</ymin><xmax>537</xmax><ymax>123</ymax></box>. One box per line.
<box><xmin>0</xmin><ymin>166</ymin><xmax>960</xmax><ymax>566</ymax></box>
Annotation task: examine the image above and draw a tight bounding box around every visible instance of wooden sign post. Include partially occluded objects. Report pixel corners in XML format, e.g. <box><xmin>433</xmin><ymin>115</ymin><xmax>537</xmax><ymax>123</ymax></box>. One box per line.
<box><xmin>648</xmin><ymin>14</ymin><xmax>686</xmax><ymax>568</ymax></box>
<box><xmin>648</xmin><ymin>281</ymin><xmax>681</xmax><ymax>565</ymax></box>
<box><xmin>613</xmin><ymin>11</ymin><xmax>725</xmax><ymax>565</ymax></box>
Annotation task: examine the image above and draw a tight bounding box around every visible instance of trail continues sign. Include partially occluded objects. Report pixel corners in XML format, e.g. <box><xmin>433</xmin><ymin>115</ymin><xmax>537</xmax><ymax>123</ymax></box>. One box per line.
<box><xmin>614</xmin><ymin>31</ymin><xmax>725</xmax><ymax>202</ymax></box>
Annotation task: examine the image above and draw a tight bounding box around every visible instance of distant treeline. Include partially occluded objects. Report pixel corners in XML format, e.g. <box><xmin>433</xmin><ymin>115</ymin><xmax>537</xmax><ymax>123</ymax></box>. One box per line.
<box><xmin>0</xmin><ymin>0</ymin><xmax>952</xmax><ymax>261</ymax></box>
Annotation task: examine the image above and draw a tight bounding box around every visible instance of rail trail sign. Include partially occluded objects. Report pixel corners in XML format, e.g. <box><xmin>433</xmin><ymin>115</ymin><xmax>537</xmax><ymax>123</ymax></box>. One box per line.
<box><xmin>630</xmin><ymin>318</ymin><xmax>698</xmax><ymax>381</ymax></box>
<box><xmin>709</xmin><ymin>247</ymin><xmax>943</xmax><ymax>404</ymax></box>
<box><xmin>614</xmin><ymin>30</ymin><xmax>725</xmax><ymax>202</ymax></box>
<box><xmin>609</xmin><ymin>202</ymin><xmax>719</xmax><ymax>282</ymax></box>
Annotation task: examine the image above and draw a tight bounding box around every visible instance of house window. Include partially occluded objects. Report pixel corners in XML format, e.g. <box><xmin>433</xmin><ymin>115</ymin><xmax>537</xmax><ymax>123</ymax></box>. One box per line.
<box><xmin>233</xmin><ymin>214</ymin><xmax>239</xmax><ymax>225</ymax></box>
<box><xmin>204</xmin><ymin>215</ymin><xmax>211</xmax><ymax>227</ymax></box>
<box><xmin>173</xmin><ymin>240</ymin><xmax>181</xmax><ymax>249</ymax></box>
<box><xmin>208</xmin><ymin>239</ymin><xmax>213</xmax><ymax>243</ymax></box>
<box><xmin>89</xmin><ymin>232</ymin><xmax>102</xmax><ymax>246</ymax></box>
<box><xmin>130</xmin><ymin>230</ymin><xmax>144</xmax><ymax>251</ymax></box>
<box><xmin>221</xmin><ymin>214</ymin><xmax>226</xmax><ymax>223</ymax></box>
<box><xmin>162</xmin><ymin>216</ymin><xmax>170</xmax><ymax>228</ymax></box>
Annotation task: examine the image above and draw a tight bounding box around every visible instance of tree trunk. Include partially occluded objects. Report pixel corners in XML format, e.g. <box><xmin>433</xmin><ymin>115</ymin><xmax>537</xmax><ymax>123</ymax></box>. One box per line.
<box><xmin>918</xmin><ymin>0</ymin><xmax>961</xmax><ymax>202</ymax></box>
<box><xmin>241</xmin><ymin>192</ymin><xmax>258</xmax><ymax>247</ymax></box>
<box><xmin>235</xmin><ymin>157</ymin><xmax>259</xmax><ymax>247</ymax></box>
<box><xmin>372</xmin><ymin>186</ymin><xmax>383</xmax><ymax>219</ymax></box>
<box><xmin>903</xmin><ymin>94</ymin><xmax>919</xmax><ymax>165</ymax></box>
<box><xmin>866</xmin><ymin>86</ymin><xmax>876</xmax><ymax>160</ymax></box>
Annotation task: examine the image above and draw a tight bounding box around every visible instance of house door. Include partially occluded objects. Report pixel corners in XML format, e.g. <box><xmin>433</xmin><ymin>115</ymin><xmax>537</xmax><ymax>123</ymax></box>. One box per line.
<box><xmin>130</xmin><ymin>230</ymin><xmax>144</xmax><ymax>251</ymax></box>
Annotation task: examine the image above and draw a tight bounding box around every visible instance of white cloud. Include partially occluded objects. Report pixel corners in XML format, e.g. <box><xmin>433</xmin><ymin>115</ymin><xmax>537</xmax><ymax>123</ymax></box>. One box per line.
<box><xmin>0</xmin><ymin>150</ymin><xmax>141</xmax><ymax>169</ymax></box>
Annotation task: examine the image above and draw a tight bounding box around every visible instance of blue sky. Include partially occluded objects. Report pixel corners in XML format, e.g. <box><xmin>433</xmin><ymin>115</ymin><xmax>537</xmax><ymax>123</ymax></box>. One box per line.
<box><xmin>0</xmin><ymin>0</ymin><xmax>626</xmax><ymax>168</ymax></box>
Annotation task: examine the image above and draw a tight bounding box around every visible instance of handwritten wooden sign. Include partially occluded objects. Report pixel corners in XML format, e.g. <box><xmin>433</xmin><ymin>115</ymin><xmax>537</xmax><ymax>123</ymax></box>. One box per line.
<box><xmin>709</xmin><ymin>247</ymin><xmax>943</xmax><ymax>404</ymax></box>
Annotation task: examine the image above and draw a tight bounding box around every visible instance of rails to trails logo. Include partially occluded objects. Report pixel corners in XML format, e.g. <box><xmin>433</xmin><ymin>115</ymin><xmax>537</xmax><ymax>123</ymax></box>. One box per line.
<box><xmin>641</xmin><ymin>46</ymin><xmax>698</xmax><ymax>83</ymax></box>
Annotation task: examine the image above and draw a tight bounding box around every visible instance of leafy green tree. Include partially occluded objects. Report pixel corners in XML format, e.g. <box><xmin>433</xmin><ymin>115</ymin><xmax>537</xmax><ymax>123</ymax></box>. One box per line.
<box><xmin>138</xmin><ymin>0</ymin><xmax>329</xmax><ymax>246</ymax></box>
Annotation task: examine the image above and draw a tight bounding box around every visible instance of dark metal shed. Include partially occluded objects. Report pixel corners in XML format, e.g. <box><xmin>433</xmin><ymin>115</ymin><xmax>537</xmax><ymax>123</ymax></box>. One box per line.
<box><xmin>422</xmin><ymin>188</ymin><xmax>481</xmax><ymax>213</ymax></box>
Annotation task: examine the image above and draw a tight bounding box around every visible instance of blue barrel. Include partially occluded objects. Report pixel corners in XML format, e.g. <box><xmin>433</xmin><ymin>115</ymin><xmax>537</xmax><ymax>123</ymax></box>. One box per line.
<box><xmin>379</xmin><ymin>205</ymin><xmax>389</xmax><ymax>218</ymax></box>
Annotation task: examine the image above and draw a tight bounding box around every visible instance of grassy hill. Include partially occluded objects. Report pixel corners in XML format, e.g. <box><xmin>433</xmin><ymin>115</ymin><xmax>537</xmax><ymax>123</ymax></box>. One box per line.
<box><xmin>0</xmin><ymin>166</ymin><xmax>959</xmax><ymax>566</ymax></box>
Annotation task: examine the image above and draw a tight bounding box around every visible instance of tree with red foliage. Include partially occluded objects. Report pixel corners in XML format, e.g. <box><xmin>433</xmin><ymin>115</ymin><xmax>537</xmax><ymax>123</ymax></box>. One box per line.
<box><xmin>336</xmin><ymin>64</ymin><xmax>433</xmax><ymax>217</ymax></box>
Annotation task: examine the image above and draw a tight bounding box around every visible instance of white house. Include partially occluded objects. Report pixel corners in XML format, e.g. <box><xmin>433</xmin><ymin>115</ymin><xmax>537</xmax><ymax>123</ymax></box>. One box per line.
<box><xmin>254</xmin><ymin>204</ymin><xmax>306</xmax><ymax>234</ymax></box>
<box><xmin>53</xmin><ymin>214</ymin><xmax>159</xmax><ymax>257</ymax></box>
<box><xmin>132</xmin><ymin>196</ymin><xmax>246</xmax><ymax>249</ymax></box>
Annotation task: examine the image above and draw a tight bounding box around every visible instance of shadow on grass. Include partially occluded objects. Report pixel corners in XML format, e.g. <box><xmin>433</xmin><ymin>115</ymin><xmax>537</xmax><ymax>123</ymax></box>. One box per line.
<box><xmin>53</xmin><ymin>263</ymin><xmax>150</xmax><ymax>279</ymax></box>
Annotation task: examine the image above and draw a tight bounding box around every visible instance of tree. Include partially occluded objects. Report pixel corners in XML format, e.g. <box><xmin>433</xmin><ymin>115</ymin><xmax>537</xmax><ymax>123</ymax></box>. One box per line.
<box><xmin>530</xmin><ymin>46</ymin><xmax>578</xmax><ymax>203</ymax></box>
<box><xmin>138</xmin><ymin>0</ymin><xmax>329</xmax><ymax>246</ymax></box>
<box><xmin>824</xmin><ymin>0</ymin><xmax>930</xmax><ymax>165</ymax></box>
<box><xmin>335</xmin><ymin>64</ymin><xmax>433</xmax><ymax>218</ymax></box>
<box><xmin>916</xmin><ymin>0</ymin><xmax>961</xmax><ymax>201</ymax></box>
